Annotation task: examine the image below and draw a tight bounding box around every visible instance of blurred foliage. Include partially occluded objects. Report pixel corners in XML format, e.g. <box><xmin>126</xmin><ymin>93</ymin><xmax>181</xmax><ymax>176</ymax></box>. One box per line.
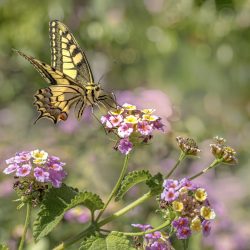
<box><xmin>0</xmin><ymin>0</ymin><xmax>250</xmax><ymax>249</ymax></box>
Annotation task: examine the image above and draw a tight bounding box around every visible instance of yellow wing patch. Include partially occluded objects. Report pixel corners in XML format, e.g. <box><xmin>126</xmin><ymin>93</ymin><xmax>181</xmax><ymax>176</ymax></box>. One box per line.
<box><xmin>49</xmin><ymin>20</ymin><xmax>94</xmax><ymax>84</ymax></box>
<box><xmin>14</xmin><ymin>50</ymin><xmax>76</xmax><ymax>86</ymax></box>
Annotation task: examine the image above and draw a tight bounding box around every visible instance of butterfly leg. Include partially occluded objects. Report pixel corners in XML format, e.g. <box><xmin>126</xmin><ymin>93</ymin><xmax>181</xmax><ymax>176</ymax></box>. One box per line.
<box><xmin>74</xmin><ymin>98</ymin><xmax>86</xmax><ymax>121</ymax></box>
<box><xmin>98</xmin><ymin>95</ymin><xmax>118</xmax><ymax>110</ymax></box>
<box><xmin>91</xmin><ymin>108</ymin><xmax>108</xmax><ymax>135</ymax></box>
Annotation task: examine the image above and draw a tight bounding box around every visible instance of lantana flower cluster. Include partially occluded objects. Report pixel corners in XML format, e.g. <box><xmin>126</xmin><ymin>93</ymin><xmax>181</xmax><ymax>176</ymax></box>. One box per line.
<box><xmin>160</xmin><ymin>178</ymin><xmax>215</xmax><ymax>240</ymax></box>
<box><xmin>210</xmin><ymin>136</ymin><xmax>237</xmax><ymax>164</ymax></box>
<box><xmin>64</xmin><ymin>206</ymin><xmax>90</xmax><ymax>224</ymax></box>
<box><xmin>101</xmin><ymin>103</ymin><xmax>164</xmax><ymax>154</ymax></box>
<box><xmin>132</xmin><ymin>224</ymin><xmax>172</xmax><ymax>250</ymax></box>
<box><xmin>3</xmin><ymin>149</ymin><xmax>67</xmax><ymax>188</ymax></box>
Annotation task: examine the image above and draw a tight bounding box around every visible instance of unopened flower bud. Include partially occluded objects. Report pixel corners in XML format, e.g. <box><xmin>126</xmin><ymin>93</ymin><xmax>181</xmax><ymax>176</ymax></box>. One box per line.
<box><xmin>176</xmin><ymin>136</ymin><xmax>200</xmax><ymax>156</ymax></box>
<box><xmin>210</xmin><ymin>137</ymin><xmax>237</xmax><ymax>164</ymax></box>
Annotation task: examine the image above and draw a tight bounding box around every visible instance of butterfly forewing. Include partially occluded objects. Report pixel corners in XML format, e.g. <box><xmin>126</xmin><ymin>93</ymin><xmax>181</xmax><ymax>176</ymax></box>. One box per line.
<box><xmin>49</xmin><ymin>20</ymin><xmax>94</xmax><ymax>85</ymax></box>
<box><xmin>14</xmin><ymin>50</ymin><xmax>77</xmax><ymax>86</ymax></box>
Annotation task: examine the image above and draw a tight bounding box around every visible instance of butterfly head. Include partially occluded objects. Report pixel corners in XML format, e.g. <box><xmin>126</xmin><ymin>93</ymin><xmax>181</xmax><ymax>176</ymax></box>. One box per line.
<box><xmin>93</xmin><ymin>83</ymin><xmax>101</xmax><ymax>99</ymax></box>
<box><xmin>94</xmin><ymin>84</ymin><xmax>101</xmax><ymax>95</ymax></box>
<box><xmin>85</xmin><ymin>83</ymin><xmax>102</xmax><ymax>104</ymax></box>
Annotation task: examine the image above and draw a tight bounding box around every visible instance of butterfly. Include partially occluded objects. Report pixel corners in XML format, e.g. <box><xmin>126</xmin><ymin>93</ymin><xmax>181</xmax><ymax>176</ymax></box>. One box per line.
<box><xmin>14</xmin><ymin>20</ymin><xmax>114</xmax><ymax>124</ymax></box>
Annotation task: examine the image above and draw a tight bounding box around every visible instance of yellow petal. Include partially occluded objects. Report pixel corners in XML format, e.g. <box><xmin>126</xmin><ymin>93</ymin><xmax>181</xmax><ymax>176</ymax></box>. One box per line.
<box><xmin>142</xmin><ymin>114</ymin><xmax>158</xmax><ymax>121</ymax></box>
<box><xmin>195</xmin><ymin>188</ymin><xmax>207</xmax><ymax>202</ymax></box>
<box><xmin>191</xmin><ymin>217</ymin><xmax>202</xmax><ymax>232</ymax></box>
<box><xmin>124</xmin><ymin>115</ymin><xmax>138</xmax><ymax>124</ymax></box>
<box><xmin>122</xmin><ymin>103</ymin><xmax>137</xmax><ymax>111</ymax></box>
<box><xmin>141</xmin><ymin>109</ymin><xmax>155</xmax><ymax>114</ymax></box>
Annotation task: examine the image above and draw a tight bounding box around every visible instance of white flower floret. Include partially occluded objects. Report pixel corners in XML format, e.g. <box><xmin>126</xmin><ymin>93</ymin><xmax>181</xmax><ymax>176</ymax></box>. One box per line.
<box><xmin>31</xmin><ymin>149</ymin><xmax>48</xmax><ymax>165</ymax></box>
<box><xmin>122</xmin><ymin>103</ymin><xmax>137</xmax><ymax>111</ymax></box>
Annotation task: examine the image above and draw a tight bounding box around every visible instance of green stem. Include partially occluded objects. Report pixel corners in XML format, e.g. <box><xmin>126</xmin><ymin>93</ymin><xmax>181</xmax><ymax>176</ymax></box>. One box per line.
<box><xmin>54</xmin><ymin>191</ymin><xmax>154</xmax><ymax>249</ymax></box>
<box><xmin>18</xmin><ymin>202</ymin><xmax>32</xmax><ymax>250</ymax></box>
<box><xmin>122</xmin><ymin>220</ymin><xmax>170</xmax><ymax>236</ymax></box>
<box><xmin>189</xmin><ymin>159</ymin><xmax>221</xmax><ymax>180</ymax></box>
<box><xmin>98</xmin><ymin>191</ymin><xmax>153</xmax><ymax>227</ymax></box>
<box><xmin>165</xmin><ymin>151</ymin><xmax>186</xmax><ymax>178</ymax></box>
<box><xmin>54</xmin><ymin>225</ymin><xmax>92</xmax><ymax>250</ymax></box>
<box><xmin>96</xmin><ymin>155</ymin><xmax>129</xmax><ymax>222</ymax></box>
<box><xmin>91</xmin><ymin>211</ymin><xmax>94</xmax><ymax>223</ymax></box>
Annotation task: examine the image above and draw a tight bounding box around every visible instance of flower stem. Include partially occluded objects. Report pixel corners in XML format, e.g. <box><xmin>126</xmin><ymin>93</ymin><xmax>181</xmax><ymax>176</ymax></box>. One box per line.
<box><xmin>18</xmin><ymin>202</ymin><xmax>32</xmax><ymax>250</ymax></box>
<box><xmin>189</xmin><ymin>159</ymin><xmax>221</xmax><ymax>180</ymax></box>
<box><xmin>98</xmin><ymin>191</ymin><xmax>153</xmax><ymax>227</ymax></box>
<box><xmin>165</xmin><ymin>151</ymin><xmax>186</xmax><ymax>178</ymax></box>
<box><xmin>122</xmin><ymin>220</ymin><xmax>170</xmax><ymax>236</ymax></box>
<box><xmin>54</xmin><ymin>224</ymin><xmax>92</xmax><ymax>250</ymax></box>
<box><xmin>96</xmin><ymin>155</ymin><xmax>129</xmax><ymax>222</ymax></box>
<box><xmin>54</xmin><ymin>191</ymin><xmax>154</xmax><ymax>249</ymax></box>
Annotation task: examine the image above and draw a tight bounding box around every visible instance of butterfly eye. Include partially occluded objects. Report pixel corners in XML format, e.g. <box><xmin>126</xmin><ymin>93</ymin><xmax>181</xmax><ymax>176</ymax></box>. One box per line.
<box><xmin>96</xmin><ymin>86</ymin><xmax>100</xmax><ymax>91</ymax></box>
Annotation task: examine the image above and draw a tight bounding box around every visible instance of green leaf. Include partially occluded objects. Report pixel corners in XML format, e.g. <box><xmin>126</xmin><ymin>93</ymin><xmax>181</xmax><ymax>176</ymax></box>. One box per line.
<box><xmin>33</xmin><ymin>184</ymin><xmax>104</xmax><ymax>241</ymax></box>
<box><xmin>80</xmin><ymin>234</ymin><xmax>106</xmax><ymax>250</ymax></box>
<box><xmin>146</xmin><ymin>172</ymin><xmax>163</xmax><ymax>194</ymax></box>
<box><xmin>0</xmin><ymin>244</ymin><xmax>8</xmax><ymax>250</ymax></box>
<box><xmin>80</xmin><ymin>232</ymin><xmax>135</xmax><ymax>250</ymax></box>
<box><xmin>106</xmin><ymin>232</ymin><xmax>135</xmax><ymax>250</ymax></box>
<box><xmin>69</xmin><ymin>192</ymin><xmax>104</xmax><ymax>213</ymax></box>
<box><xmin>115</xmin><ymin>170</ymin><xmax>152</xmax><ymax>201</ymax></box>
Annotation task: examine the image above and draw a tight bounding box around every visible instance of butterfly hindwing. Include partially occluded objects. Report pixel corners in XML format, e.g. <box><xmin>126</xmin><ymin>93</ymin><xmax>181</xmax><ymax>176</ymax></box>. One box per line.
<box><xmin>49</xmin><ymin>20</ymin><xmax>94</xmax><ymax>84</ymax></box>
<box><xmin>34</xmin><ymin>85</ymin><xmax>86</xmax><ymax>123</ymax></box>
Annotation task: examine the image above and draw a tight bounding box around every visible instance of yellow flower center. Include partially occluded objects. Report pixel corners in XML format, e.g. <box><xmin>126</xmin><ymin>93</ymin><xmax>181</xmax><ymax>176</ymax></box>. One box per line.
<box><xmin>172</xmin><ymin>201</ymin><xmax>184</xmax><ymax>212</ymax></box>
<box><xmin>34</xmin><ymin>152</ymin><xmax>43</xmax><ymax>158</ymax></box>
<box><xmin>200</xmin><ymin>206</ymin><xmax>216</xmax><ymax>220</ymax></box>
<box><xmin>122</xmin><ymin>103</ymin><xmax>137</xmax><ymax>111</ymax></box>
<box><xmin>110</xmin><ymin>108</ymin><xmax>124</xmax><ymax>115</ymax></box>
<box><xmin>31</xmin><ymin>150</ymin><xmax>48</xmax><ymax>165</ymax></box>
<box><xmin>141</xmin><ymin>109</ymin><xmax>155</xmax><ymax>114</ymax></box>
<box><xmin>124</xmin><ymin>115</ymin><xmax>138</xmax><ymax>124</ymax></box>
<box><xmin>179</xmin><ymin>187</ymin><xmax>188</xmax><ymax>194</ymax></box>
<box><xmin>191</xmin><ymin>217</ymin><xmax>202</xmax><ymax>232</ymax></box>
<box><xmin>142</xmin><ymin>114</ymin><xmax>158</xmax><ymax>121</ymax></box>
<box><xmin>72</xmin><ymin>207</ymin><xmax>84</xmax><ymax>216</ymax></box>
<box><xmin>195</xmin><ymin>188</ymin><xmax>207</xmax><ymax>202</ymax></box>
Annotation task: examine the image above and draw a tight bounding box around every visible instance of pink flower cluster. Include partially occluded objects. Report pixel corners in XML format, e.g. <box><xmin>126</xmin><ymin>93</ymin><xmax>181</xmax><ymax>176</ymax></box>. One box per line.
<box><xmin>3</xmin><ymin>150</ymin><xmax>67</xmax><ymax>188</ymax></box>
<box><xmin>132</xmin><ymin>224</ymin><xmax>172</xmax><ymax>249</ymax></box>
<box><xmin>64</xmin><ymin>206</ymin><xmax>90</xmax><ymax>224</ymax></box>
<box><xmin>160</xmin><ymin>178</ymin><xmax>215</xmax><ymax>240</ymax></box>
<box><xmin>101</xmin><ymin>103</ymin><xmax>164</xmax><ymax>154</ymax></box>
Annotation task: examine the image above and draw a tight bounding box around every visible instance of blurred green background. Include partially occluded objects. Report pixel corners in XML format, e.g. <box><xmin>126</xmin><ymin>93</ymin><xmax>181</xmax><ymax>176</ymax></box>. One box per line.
<box><xmin>0</xmin><ymin>0</ymin><xmax>250</xmax><ymax>249</ymax></box>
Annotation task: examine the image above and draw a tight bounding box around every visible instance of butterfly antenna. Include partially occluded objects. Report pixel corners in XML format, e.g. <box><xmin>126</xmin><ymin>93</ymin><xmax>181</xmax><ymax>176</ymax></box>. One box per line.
<box><xmin>98</xmin><ymin>73</ymin><xmax>106</xmax><ymax>84</ymax></box>
<box><xmin>111</xmin><ymin>92</ymin><xmax>121</xmax><ymax>107</ymax></box>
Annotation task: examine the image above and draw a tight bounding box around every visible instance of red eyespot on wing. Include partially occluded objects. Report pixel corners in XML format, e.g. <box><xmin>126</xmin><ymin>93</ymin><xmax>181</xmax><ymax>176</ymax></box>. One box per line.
<box><xmin>59</xmin><ymin>112</ymin><xmax>68</xmax><ymax>121</ymax></box>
